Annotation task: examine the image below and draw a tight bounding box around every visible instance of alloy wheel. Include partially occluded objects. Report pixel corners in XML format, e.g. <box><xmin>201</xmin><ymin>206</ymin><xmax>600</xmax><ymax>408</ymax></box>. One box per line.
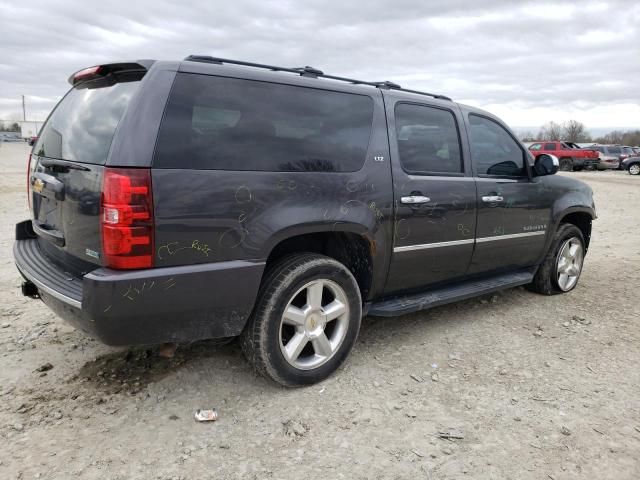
<box><xmin>556</xmin><ymin>237</ymin><xmax>584</xmax><ymax>291</ymax></box>
<box><xmin>278</xmin><ymin>279</ymin><xmax>350</xmax><ymax>370</ymax></box>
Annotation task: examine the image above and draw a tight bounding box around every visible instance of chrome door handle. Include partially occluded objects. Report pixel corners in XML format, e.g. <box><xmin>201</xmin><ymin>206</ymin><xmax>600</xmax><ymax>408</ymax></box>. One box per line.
<box><xmin>482</xmin><ymin>195</ymin><xmax>504</xmax><ymax>202</ymax></box>
<box><xmin>401</xmin><ymin>195</ymin><xmax>431</xmax><ymax>204</ymax></box>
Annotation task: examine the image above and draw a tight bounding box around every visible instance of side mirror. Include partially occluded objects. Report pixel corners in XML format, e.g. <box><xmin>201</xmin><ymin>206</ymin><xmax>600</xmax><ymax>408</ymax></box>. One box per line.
<box><xmin>533</xmin><ymin>154</ymin><xmax>559</xmax><ymax>176</ymax></box>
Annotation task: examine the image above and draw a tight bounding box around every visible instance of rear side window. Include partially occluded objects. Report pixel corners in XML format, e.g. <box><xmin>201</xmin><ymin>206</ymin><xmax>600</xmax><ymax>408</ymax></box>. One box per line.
<box><xmin>607</xmin><ymin>146</ymin><xmax>621</xmax><ymax>154</ymax></box>
<box><xmin>33</xmin><ymin>79</ymin><xmax>140</xmax><ymax>165</ymax></box>
<box><xmin>394</xmin><ymin>103</ymin><xmax>463</xmax><ymax>175</ymax></box>
<box><xmin>544</xmin><ymin>143</ymin><xmax>556</xmax><ymax>150</ymax></box>
<box><xmin>154</xmin><ymin>73</ymin><xmax>374</xmax><ymax>172</ymax></box>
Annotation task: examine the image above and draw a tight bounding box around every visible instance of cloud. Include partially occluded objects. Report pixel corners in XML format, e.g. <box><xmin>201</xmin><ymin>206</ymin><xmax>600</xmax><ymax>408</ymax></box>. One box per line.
<box><xmin>1</xmin><ymin>0</ymin><xmax>638</xmax><ymax>129</ymax></box>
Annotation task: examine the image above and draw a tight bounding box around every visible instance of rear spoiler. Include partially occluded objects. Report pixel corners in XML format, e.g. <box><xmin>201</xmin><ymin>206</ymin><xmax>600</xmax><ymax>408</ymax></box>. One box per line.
<box><xmin>68</xmin><ymin>60</ymin><xmax>155</xmax><ymax>86</ymax></box>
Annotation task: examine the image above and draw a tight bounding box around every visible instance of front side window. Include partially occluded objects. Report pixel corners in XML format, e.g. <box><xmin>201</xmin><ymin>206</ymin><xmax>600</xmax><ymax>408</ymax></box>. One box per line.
<box><xmin>529</xmin><ymin>143</ymin><xmax>542</xmax><ymax>151</ymax></box>
<box><xmin>154</xmin><ymin>73</ymin><xmax>374</xmax><ymax>172</ymax></box>
<box><xmin>468</xmin><ymin>115</ymin><xmax>526</xmax><ymax>177</ymax></box>
<box><xmin>394</xmin><ymin>103</ymin><xmax>463</xmax><ymax>175</ymax></box>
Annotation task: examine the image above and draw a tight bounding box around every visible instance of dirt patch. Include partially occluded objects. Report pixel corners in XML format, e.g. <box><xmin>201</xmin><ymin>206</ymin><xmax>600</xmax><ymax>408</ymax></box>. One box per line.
<box><xmin>1</xmin><ymin>143</ymin><xmax>639</xmax><ymax>479</ymax></box>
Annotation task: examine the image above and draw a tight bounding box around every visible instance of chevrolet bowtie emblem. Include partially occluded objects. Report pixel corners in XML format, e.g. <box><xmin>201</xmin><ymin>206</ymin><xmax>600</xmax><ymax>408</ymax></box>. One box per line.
<box><xmin>32</xmin><ymin>178</ymin><xmax>44</xmax><ymax>193</ymax></box>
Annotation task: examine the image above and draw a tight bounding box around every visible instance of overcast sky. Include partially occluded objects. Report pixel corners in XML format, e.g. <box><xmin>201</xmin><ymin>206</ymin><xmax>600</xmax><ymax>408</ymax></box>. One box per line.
<box><xmin>1</xmin><ymin>0</ymin><xmax>638</xmax><ymax>131</ymax></box>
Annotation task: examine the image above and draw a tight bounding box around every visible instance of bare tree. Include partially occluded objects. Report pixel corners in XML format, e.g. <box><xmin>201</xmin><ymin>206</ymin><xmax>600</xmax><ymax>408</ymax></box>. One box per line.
<box><xmin>537</xmin><ymin>121</ymin><xmax>563</xmax><ymax>141</ymax></box>
<box><xmin>518</xmin><ymin>130</ymin><xmax>537</xmax><ymax>142</ymax></box>
<box><xmin>562</xmin><ymin>120</ymin><xmax>591</xmax><ymax>143</ymax></box>
<box><xmin>596</xmin><ymin>130</ymin><xmax>624</xmax><ymax>144</ymax></box>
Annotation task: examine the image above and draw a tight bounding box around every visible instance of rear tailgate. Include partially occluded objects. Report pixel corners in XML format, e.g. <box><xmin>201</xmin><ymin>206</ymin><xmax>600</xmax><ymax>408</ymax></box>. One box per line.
<box><xmin>29</xmin><ymin>64</ymin><xmax>146</xmax><ymax>272</ymax></box>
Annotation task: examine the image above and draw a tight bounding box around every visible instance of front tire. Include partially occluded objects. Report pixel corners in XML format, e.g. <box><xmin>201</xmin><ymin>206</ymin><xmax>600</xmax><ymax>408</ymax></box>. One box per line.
<box><xmin>526</xmin><ymin>224</ymin><xmax>585</xmax><ymax>295</ymax></box>
<box><xmin>629</xmin><ymin>163</ymin><xmax>640</xmax><ymax>175</ymax></box>
<box><xmin>241</xmin><ymin>253</ymin><xmax>362</xmax><ymax>387</ymax></box>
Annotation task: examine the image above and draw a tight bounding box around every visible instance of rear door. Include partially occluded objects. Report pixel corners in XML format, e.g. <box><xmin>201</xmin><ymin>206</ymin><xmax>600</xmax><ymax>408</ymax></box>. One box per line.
<box><xmin>384</xmin><ymin>96</ymin><xmax>476</xmax><ymax>294</ymax></box>
<box><xmin>463</xmin><ymin>111</ymin><xmax>551</xmax><ymax>274</ymax></box>
<box><xmin>29</xmin><ymin>66</ymin><xmax>146</xmax><ymax>271</ymax></box>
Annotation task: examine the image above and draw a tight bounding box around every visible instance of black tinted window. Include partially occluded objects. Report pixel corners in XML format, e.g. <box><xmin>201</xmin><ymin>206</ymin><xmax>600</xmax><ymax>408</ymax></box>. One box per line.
<box><xmin>154</xmin><ymin>73</ymin><xmax>374</xmax><ymax>172</ymax></box>
<box><xmin>608</xmin><ymin>146</ymin><xmax>621</xmax><ymax>154</ymax></box>
<box><xmin>544</xmin><ymin>143</ymin><xmax>556</xmax><ymax>150</ymax></box>
<box><xmin>469</xmin><ymin>115</ymin><xmax>526</xmax><ymax>176</ymax></box>
<box><xmin>394</xmin><ymin>104</ymin><xmax>462</xmax><ymax>174</ymax></box>
<box><xmin>33</xmin><ymin>80</ymin><xmax>140</xmax><ymax>165</ymax></box>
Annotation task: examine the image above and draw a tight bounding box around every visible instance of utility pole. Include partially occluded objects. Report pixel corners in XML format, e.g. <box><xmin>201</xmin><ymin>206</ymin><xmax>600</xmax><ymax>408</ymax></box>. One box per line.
<box><xmin>22</xmin><ymin>95</ymin><xmax>26</xmax><ymax>121</ymax></box>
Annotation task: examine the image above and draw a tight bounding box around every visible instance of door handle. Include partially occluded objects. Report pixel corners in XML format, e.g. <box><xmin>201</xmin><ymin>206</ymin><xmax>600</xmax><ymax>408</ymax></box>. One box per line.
<box><xmin>401</xmin><ymin>195</ymin><xmax>431</xmax><ymax>204</ymax></box>
<box><xmin>482</xmin><ymin>195</ymin><xmax>504</xmax><ymax>202</ymax></box>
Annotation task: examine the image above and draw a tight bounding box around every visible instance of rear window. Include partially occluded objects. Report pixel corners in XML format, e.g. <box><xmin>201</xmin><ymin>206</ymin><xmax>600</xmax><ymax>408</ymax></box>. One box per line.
<box><xmin>33</xmin><ymin>78</ymin><xmax>141</xmax><ymax>165</ymax></box>
<box><xmin>154</xmin><ymin>73</ymin><xmax>374</xmax><ymax>172</ymax></box>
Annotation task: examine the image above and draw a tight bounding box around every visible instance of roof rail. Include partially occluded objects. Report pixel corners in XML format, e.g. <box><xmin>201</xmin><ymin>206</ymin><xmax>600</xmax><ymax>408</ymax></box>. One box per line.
<box><xmin>184</xmin><ymin>55</ymin><xmax>452</xmax><ymax>101</ymax></box>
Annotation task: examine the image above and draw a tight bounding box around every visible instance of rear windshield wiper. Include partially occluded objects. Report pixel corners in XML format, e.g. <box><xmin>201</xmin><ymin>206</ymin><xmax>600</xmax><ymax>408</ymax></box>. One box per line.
<box><xmin>39</xmin><ymin>158</ymin><xmax>91</xmax><ymax>172</ymax></box>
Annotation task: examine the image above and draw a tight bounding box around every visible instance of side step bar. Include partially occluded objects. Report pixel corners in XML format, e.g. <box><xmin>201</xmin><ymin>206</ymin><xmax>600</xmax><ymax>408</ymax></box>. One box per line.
<box><xmin>368</xmin><ymin>269</ymin><xmax>536</xmax><ymax>317</ymax></box>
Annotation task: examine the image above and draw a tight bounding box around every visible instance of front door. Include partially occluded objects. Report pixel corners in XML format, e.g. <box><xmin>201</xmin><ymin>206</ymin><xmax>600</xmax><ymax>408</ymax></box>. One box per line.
<box><xmin>463</xmin><ymin>112</ymin><xmax>551</xmax><ymax>274</ymax></box>
<box><xmin>384</xmin><ymin>98</ymin><xmax>477</xmax><ymax>294</ymax></box>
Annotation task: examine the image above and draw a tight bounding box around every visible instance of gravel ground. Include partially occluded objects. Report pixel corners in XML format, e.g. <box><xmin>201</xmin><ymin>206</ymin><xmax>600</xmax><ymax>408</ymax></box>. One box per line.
<box><xmin>1</xmin><ymin>142</ymin><xmax>639</xmax><ymax>479</ymax></box>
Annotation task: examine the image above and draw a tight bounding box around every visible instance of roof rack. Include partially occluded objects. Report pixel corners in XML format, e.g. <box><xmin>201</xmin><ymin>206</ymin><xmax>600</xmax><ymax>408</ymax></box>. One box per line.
<box><xmin>184</xmin><ymin>55</ymin><xmax>452</xmax><ymax>101</ymax></box>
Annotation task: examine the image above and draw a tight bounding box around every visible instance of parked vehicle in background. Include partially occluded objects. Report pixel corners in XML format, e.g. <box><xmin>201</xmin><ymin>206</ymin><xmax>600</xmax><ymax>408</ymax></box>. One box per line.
<box><xmin>19</xmin><ymin>121</ymin><xmax>43</xmax><ymax>141</ymax></box>
<box><xmin>632</xmin><ymin>147</ymin><xmax>640</xmax><ymax>156</ymax></box>
<box><xmin>591</xmin><ymin>145</ymin><xmax>634</xmax><ymax>170</ymax></box>
<box><xmin>528</xmin><ymin>141</ymin><xmax>599</xmax><ymax>171</ymax></box>
<box><xmin>14</xmin><ymin>56</ymin><xmax>596</xmax><ymax>386</ymax></box>
<box><xmin>591</xmin><ymin>145</ymin><xmax>621</xmax><ymax>170</ymax></box>
<box><xmin>622</xmin><ymin>146</ymin><xmax>636</xmax><ymax>160</ymax></box>
<box><xmin>0</xmin><ymin>132</ymin><xmax>23</xmax><ymax>142</ymax></box>
<box><xmin>621</xmin><ymin>156</ymin><xmax>640</xmax><ymax>175</ymax></box>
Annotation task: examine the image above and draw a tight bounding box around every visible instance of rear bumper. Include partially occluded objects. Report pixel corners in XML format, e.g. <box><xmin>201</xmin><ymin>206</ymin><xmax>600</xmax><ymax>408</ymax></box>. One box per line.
<box><xmin>597</xmin><ymin>158</ymin><xmax>619</xmax><ymax>170</ymax></box>
<box><xmin>572</xmin><ymin>157</ymin><xmax>599</xmax><ymax>168</ymax></box>
<box><xmin>14</xmin><ymin>221</ymin><xmax>265</xmax><ymax>346</ymax></box>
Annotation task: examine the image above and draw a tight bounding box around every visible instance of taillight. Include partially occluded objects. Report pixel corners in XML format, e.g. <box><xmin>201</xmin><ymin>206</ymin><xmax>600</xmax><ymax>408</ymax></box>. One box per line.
<box><xmin>101</xmin><ymin>168</ymin><xmax>154</xmax><ymax>269</ymax></box>
<box><xmin>27</xmin><ymin>153</ymin><xmax>32</xmax><ymax>211</ymax></box>
<box><xmin>73</xmin><ymin>66</ymin><xmax>101</xmax><ymax>83</ymax></box>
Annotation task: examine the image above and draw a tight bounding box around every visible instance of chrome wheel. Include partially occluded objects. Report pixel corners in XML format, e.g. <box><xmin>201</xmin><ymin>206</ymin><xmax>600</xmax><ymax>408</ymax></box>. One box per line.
<box><xmin>629</xmin><ymin>164</ymin><xmax>640</xmax><ymax>175</ymax></box>
<box><xmin>279</xmin><ymin>279</ymin><xmax>350</xmax><ymax>370</ymax></box>
<box><xmin>556</xmin><ymin>237</ymin><xmax>583</xmax><ymax>291</ymax></box>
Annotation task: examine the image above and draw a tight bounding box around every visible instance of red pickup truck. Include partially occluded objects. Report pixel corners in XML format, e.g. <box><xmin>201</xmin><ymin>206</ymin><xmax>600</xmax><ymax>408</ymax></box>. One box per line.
<box><xmin>528</xmin><ymin>141</ymin><xmax>600</xmax><ymax>171</ymax></box>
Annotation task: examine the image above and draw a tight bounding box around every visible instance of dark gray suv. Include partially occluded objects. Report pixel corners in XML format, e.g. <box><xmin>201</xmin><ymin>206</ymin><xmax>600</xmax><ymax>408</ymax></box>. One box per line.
<box><xmin>14</xmin><ymin>56</ymin><xmax>596</xmax><ymax>386</ymax></box>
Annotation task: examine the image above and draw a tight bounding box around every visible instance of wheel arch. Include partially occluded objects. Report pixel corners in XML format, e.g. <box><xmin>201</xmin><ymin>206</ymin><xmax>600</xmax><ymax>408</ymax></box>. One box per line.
<box><xmin>557</xmin><ymin>208</ymin><xmax>594</xmax><ymax>251</ymax></box>
<box><xmin>264</xmin><ymin>230</ymin><xmax>375</xmax><ymax>301</ymax></box>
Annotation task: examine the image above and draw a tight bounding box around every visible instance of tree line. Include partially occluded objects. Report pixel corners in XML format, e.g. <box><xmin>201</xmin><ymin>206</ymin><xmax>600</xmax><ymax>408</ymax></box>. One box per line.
<box><xmin>519</xmin><ymin>120</ymin><xmax>640</xmax><ymax>146</ymax></box>
<box><xmin>0</xmin><ymin>121</ymin><xmax>20</xmax><ymax>132</ymax></box>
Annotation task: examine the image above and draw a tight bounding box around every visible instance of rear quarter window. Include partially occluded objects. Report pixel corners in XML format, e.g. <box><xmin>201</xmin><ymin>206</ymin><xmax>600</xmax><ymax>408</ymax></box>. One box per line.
<box><xmin>154</xmin><ymin>73</ymin><xmax>374</xmax><ymax>172</ymax></box>
<box><xmin>33</xmin><ymin>78</ymin><xmax>141</xmax><ymax>165</ymax></box>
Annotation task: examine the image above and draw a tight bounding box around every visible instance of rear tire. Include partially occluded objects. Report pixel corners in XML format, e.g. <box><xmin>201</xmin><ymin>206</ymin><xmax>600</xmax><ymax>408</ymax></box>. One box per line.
<box><xmin>526</xmin><ymin>224</ymin><xmax>585</xmax><ymax>295</ymax></box>
<box><xmin>240</xmin><ymin>253</ymin><xmax>362</xmax><ymax>387</ymax></box>
<box><xmin>559</xmin><ymin>158</ymin><xmax>573</xmax><ymax>171</ymax></box>
<box><xmin>629</xmin><ymin>163</ymin><xmax>640</xmax><ymax>175</ymax></box>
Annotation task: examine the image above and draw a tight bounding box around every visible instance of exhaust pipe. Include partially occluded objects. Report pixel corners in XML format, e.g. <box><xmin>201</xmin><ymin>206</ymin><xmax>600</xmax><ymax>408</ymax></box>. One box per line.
<box><xmin>21</xmin><ymin>281</ymin><xmax>40</xmax><ymax>299</ymax></box>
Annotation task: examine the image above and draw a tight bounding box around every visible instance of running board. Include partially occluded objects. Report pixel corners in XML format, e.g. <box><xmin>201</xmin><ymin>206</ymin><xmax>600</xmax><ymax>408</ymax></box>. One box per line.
<box><xmin>368</xmin><ymin>269</ymin><xmax>535</xmax><ymax>317</ymax></box>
